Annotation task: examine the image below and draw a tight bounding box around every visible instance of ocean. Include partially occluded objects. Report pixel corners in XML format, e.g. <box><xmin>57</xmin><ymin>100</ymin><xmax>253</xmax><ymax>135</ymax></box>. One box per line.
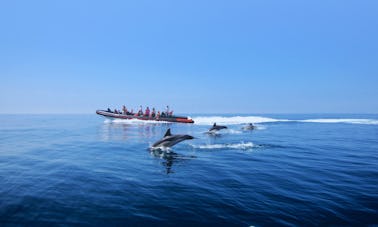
<box><xmin>0</xmin><ymin>114</ymin><xmax>377</xmax><ymax>226</ymax></box>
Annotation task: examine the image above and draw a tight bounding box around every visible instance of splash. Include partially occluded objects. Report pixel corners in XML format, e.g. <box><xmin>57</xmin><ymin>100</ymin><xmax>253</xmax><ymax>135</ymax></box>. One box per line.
<box><xmin>227</xmin><ymin>129</ymin><xmax>243</xmax><ymax>134</ymax></box>
<box><xmin>104</xmin><ymin>119</ymin><xmax>112</xmax><ymax>123</ymax></box>
<box><xmin>191</xmin><ymin>142</ymin><xmax>255</xmax><ymax>150</ymax></box>
<box><xmin>149</xmin><ymin>146</ymin><xmax>173</xmax><ymax>153</ymax></box>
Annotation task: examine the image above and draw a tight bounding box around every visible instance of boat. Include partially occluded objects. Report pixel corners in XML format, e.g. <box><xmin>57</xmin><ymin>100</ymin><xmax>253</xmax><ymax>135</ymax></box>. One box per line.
<box><xmin>96</xmin><ymin>110</ymin><xmax>194</xmax><ymax>124</ymax></box>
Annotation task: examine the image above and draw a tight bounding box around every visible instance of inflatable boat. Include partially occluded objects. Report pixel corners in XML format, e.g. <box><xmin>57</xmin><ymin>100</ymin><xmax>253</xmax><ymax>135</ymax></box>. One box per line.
<box><xmin>96</xmin><ymin>110</ymin><xmax>194</xmax><ymax>124</ymax></box>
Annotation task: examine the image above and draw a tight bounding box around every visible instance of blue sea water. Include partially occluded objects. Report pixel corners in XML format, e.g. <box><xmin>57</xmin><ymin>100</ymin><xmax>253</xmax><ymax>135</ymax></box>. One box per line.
<box><xmin>0</xmin><ymin>114</ymin><xmax>377</xmax><ymax>226</ymax></box>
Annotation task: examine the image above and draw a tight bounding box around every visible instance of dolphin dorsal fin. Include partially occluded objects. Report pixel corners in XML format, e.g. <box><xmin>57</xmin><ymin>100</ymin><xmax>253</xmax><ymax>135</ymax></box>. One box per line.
<box><xmin>164</xmin><ymin>128</ymin><xmax>172</xmax><ymax>137</ymax></box>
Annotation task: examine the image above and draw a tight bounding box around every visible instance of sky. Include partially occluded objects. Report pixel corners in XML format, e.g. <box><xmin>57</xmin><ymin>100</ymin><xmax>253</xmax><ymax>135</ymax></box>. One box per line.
<box><xmin>1</xmin><ymin>0</ymin><xmax>377</xmax><ymax>114</ymax></box>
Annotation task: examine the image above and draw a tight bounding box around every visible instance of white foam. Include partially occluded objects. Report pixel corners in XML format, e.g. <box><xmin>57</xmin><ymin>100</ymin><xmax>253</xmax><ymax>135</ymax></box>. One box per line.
<box><xmin>191</xmin><ymin>142</ymin><xmax>255</xmax><ymax>150</ymax></box>
<box><xmin>193</xmin><ymin>116</ymin><xmax>287</xmax><ymax>125</ymax></box>
<box><xmin>227</xmin><ymin>129</ymin><xmax>243</xmax><ymax>134</ymax></box>
<box><xmin>204</xmin><ymin>129</ymin><xmax>242</xmax><ymax>135</ymax></box>
<box><xmin>192</xmin><ymin>116</ymin><xmax>378</xmax><ymax>126</ymax></box>
<box><xmin>105</xmin><ymin>115</ymin><xmax>378</xmax><ymax>126</ymax></box>
<box><xmin>104</xmin><ymin>119</ymin><xmax>112</xmax><ymax>123</ymax></box>
<box><xmin>149</xmin><ymin>146</ymin><xmax>172</xmax><ymax>153</ymax></box>
<box><xmin>254</xmin><ymin>124</ymin><xmax>266</xmax><ymax>130</ymax></box>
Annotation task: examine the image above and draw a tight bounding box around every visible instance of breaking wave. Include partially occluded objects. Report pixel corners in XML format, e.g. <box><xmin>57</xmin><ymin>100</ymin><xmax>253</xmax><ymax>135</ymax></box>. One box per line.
<box><xmin>191</xmin><ymin>142</ymin><xmax>255</xmax><ymax>150</ymax></box>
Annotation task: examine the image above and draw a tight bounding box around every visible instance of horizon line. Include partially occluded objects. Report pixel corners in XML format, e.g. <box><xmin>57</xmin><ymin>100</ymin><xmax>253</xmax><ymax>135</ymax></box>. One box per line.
<box><xmin>0</xmin><ymin>112</ymin><xmax>377</xmax><ymax>115</ymax></box>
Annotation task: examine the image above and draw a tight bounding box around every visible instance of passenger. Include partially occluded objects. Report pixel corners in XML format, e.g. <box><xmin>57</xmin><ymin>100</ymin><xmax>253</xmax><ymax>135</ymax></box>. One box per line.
<box><xmin>107</xmin><ymin>108</ymin><xmax>111</xmax><ymax>112</ymax></box>
<box><xmin>122</xmin><ymin>105</ymin><xmax>128</xmax><ymax>115</ymax></box>
<box><xmin>130</xmin><ymin>109</ymin><xmax>134</xmax><ymax>115</ymax></box>
<box><xmin>151</xmin><ymin>108</ymin><xmax>156</xmax><ymax>118</ymax></box>
<box><xmin>161</xmin><ymin>112</ymin><xmax>166</xmax><ymax>117</ymax></box>
<box><xmin>138</xmin><ymin>106</ymin><xmax>143</xmax><ymax>116</ymax></box>
<box><xmin>114</xmin><ymin>109</ymin><xmax>118</xmax><ymax>114</ymax></box>
<box><xmin>157</xmin><ymin>111</ymin><xmax>161</xmax><ymax>119</ymax></box>
<box><xmin>145</xmin><ymin>107</ymin><xmax>150</xmax><ymax>117</ymax></box>
<box><xmin>169</xmin><ymin>111</ymin><xmax>173</xmax><ymax>117</ymax></box>
<box><xmin>166</xmin><ymin>105</ymin><xmax>170</xmax><ymax>115</ymax></box>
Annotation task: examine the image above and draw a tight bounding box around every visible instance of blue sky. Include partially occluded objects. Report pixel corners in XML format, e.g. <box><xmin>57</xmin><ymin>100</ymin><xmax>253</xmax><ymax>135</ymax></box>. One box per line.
<box><xmin>1</xmin><ymin>0</ymin><xmax>377</xmax><ymax>114</ymax></box>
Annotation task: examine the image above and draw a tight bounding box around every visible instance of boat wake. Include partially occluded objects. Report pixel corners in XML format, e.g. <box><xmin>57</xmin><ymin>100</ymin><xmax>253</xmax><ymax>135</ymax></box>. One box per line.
<box><xmin>105</xmin><ymin>115</ymin><xmax>378</xmax><ymax>126</ymax></box>
<box><xmin>192</xmin><ymin>116</ymin><xmax>378</xmax><ymax>125</ymax></box>
<box><xmin>193</xmin><ymin>116</ymin><xmax>286</xmax><ymax>125</ymax></box>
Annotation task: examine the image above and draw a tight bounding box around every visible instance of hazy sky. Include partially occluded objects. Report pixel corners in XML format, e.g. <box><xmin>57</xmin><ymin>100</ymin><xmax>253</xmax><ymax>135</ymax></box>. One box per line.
<box><xmin>1</xmin><ymin>0</ymin><xmax>377</xmax><ymax>114</ymax></box>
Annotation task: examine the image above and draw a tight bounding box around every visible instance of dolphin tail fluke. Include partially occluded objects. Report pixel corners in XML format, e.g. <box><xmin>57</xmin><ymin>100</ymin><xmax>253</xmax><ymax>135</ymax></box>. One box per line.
<box><xmin>164</xmin><ymin>128</ymin><xmax>172</xmax><ymax>137</ymax></box>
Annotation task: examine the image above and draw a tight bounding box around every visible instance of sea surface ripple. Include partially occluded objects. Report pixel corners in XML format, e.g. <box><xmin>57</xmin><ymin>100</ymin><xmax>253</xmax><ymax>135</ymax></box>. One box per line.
<box><xmin>0</xmin><ymin>114</ymin><xmax>377</xmax><ymax>226</ymax></box>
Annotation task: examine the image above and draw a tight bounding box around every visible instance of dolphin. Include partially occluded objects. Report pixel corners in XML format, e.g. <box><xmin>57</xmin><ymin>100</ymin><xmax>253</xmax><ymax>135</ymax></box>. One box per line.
<box><xmin>242</xmin><ymin>123</ymin><xmax>255</xmax><ymax>130</ymax></box>
<box><xmin>208</xmin><ymin>123</ymin><xmax>227</xmax><ymax>132</ymax></box>
<box><xmin>151</xmin><ymin>128</ymin><xmax>194</xmax><ymax>149</ymax></box>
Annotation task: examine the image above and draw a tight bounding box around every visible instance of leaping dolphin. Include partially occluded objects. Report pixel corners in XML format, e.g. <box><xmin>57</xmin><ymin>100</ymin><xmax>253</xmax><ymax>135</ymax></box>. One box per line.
<box><xmin>208</xmin><ymin>123</ymin><xmax>227</xmax><ymax>132</ymax></box>
<box><xmin>152</xmin><ymin>128</ymin><xmax>194</xmax><ymax>149</ymax></box>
